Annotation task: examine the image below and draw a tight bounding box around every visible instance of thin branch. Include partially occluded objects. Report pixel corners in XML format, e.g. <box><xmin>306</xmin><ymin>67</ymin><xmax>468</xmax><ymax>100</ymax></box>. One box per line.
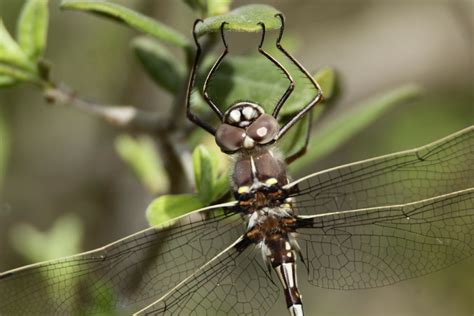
<box><xmin>43</xmin><ymin>84</ymin><xmax>168</xmax><ymax>135</ymax></box>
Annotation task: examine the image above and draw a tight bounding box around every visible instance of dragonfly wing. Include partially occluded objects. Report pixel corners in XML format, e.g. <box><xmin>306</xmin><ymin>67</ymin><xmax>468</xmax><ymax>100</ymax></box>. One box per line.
<box><xmin>135</xmin><ymin>236</ymin><xmax>280</xmax><ymax>316</ymax></box>
<box><xmin>0</xmin><ymin>203</ymin><xmax>244</xmax><ymax>315</ymax></box>
<box><xmin>287</xmin><ymin>126</ymin><xmax>474</xmax><ymax>215</ymax></box>
<box><xmin>295</xmin><ymin>188</ymin><xmax>474</xmax><ymax>289</ymax></box>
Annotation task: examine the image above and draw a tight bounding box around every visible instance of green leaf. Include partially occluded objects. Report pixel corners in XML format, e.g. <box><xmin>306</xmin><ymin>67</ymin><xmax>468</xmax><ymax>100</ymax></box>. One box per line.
<box><xmin>202</xmin><ymin>55</ymin><xmax>309</xmax><ymax>116</ymax></box>
<box><xmin>61</xmin><ymin>0</ymin><xmax>191</xmax><ymax>49</ymax></box>
<box><xmin>0</xmin><ymin>105</ymin><xmax>9</xmax><ymax>190</ymax></box>
<box><xmin>0</xmin><ymin>20</ymin><xmax>35</xmax><ymax>71</ymax></box>
<box><xmin>146</xmin><ymin>194</ymin><xmax>204</xmax><ymax>226</ymax></box>
<box><xmin>213</xmin><ymin>169</ymin><xmax>230</xmax><ymax>201</ymax></box>
<box><xmin>9</xmin><ymin>213</ymin><xmax>84</xmax><ymax>306</ymax></box>
<box><xmin>9</xmin><ymin>213</ymin><xmax>83</xmax><ymax>262</ymax></box>
<box><xmin>132</xmin><ymin>36</ymin><xmax>185</xmax><ymax>94</ymax></box>
<box><xmin>0</xmin><ymin>63</ymin><xmax>39</xmax><ymax>83</ymax></box>
<box><xmin>195</xmin><ymin>4</ymin><xmax>281</xmax><ymax>35</ymax></box>
<box><xmin>84</xmin><ymin>280</ymin><xmax>115</xmax><ymax>314</ymax></box>
<box><xmin>0</xmin><ymin>75</ymin><xmax>17</xmax><ymax>87</ymax></box>
<box><xmin>182</xmin><ymin>0</ymin><xmax>207</xmax><ymax>15</ymax></box>
<box><xmin>290</xmin><ymin>84</ymin><xmax>423</xmax><ymax>173</ymax></box>
<box><xmin>115</xmin><ymin>134</ymin><xmax>169</xmax><ymax>194</ymax></box>
<box><xmin>317</xmin><ymin>66</ymin><xmax>336</xmax><ymax>99</ymax></box>
<box><xmin>207</xmin><ymin>0</ymin><xmax>232</xmax><ymax>16</ymax></box>
<box><xmin>203</xmin><ymin>54</ymin><xmax>335</xmax><ymax>116</ymax></box>
<box><xmin>183</xmin><ymin>0</ymin><xmax>231</xmax><ymax>16</ymax></box>
<box><xmin>16</xmin><ymin>0</ymin><xmax>50</xmax><ymax>60</ymax></box>
<box><xmin>278</xmin><ymin>68</ymin><xmax>337</xmax><ymax>157</ymax></box>
<box><xmin>192</xmin><ymin>61</ymin><xmax>337</xmax><ymax>161</ymax></box>
<box><xmin>278</xmin><ymin>113</ymin><xmax>311</xmax><ymax>159</ymax></box>
<box><xmin>192</xmin><ymin>144</ymin><xmax>229</xmax><ymax>203</ymax></box>
<box><xmin>193</xmin><ymin>145</ymin><xmax>218</xmax><ymax>204</ymax></box>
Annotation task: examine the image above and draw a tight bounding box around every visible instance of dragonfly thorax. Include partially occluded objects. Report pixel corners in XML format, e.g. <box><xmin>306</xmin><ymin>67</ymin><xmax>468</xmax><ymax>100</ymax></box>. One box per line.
<box><xmin>215</xmin><ymin>102</ymin><xmax>279</xmax><ymax>153</ymax></box>
<box><xmin>246</xmin><ymin>207</ymin><xmax>297</xmax><ymax>241</ymax></box>
<box><xmin>232</xmin><ymin>149</ymin><xmax>290</xmax><ymax>212</ymax></box>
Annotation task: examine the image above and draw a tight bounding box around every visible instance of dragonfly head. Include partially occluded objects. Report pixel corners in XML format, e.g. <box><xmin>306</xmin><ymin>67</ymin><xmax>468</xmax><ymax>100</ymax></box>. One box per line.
<box><xmin>215</xmin><ymin>102</ymin><xmax>279</xmax><ymax>153</ymax></box>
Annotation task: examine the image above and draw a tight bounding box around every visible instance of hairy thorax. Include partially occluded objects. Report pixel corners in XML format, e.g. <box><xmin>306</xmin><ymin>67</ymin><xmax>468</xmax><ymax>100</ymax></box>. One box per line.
<box><xmin>231</xmin><ymin>147</ymin><xmax>290</xmax><ymax>213</ymax></box>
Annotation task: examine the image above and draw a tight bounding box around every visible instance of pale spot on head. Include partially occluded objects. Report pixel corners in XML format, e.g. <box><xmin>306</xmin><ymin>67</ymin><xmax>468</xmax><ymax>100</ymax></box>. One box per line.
<box><xmin>239</xmin><ymin>121</ymin><xmax>251</xmax><ymax>127</ymax></box>
<box><xmin>242</xmin><ymin>106</ymin><xmax>257</xmax><ymax>120</ymax></box>
<box><xmin>243</xmin><ymin>136</ymin><xmax>255</xmax><ymax>148</ymax></box>
<box><xmin>256</xmin><ymin>127</ymin><xmax>268</xmax><ymax>137</ymax></box>
<box><xmin>229</xmin><ymin>109</ymin><xmax>241</xmax><ymax>123</ymax></box>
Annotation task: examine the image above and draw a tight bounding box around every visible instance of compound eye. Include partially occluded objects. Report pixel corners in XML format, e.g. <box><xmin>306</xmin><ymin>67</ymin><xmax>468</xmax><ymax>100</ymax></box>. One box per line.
<box><xmin>246</xmin><ymin>114</ymin><xmax>279</xmax><ymax>144</ymax></box>
<box><xmin>215</xmin><ymin>124</ymin><xmax>246</xmax><ymax>152</ymax></box>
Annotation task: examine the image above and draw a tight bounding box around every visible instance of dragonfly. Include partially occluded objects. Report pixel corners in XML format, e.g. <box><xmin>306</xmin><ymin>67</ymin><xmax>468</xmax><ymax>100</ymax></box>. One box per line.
<box><xmin>1</xmin><ymin>14</ymin><xmax>473</xmax><ymax>316</ymax></box>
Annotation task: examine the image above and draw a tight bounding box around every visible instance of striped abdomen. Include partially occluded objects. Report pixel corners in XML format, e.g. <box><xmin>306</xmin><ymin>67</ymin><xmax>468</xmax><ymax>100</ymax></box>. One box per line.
<box><xmin>265</xmin><ymin>234</ymin><xmax>303</xmax><ymax>316</ymax></box>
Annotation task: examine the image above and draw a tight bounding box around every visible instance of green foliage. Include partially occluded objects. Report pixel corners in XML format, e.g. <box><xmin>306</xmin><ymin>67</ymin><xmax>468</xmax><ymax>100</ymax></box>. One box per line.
<box><xmin>16</xmin><ymin>0</ymin><xmax>49</xmax><ymax>60</ymax></box>
<box><xmin>183</xmin><ymin>0</ymin><xmax>232</xmax><ymax>17</ymax></box>
<box><xmin>291</xmin><ymin>84</ymin><xmax>422</xmax><ymax>173</ymax></box>
<box><xmin>146</xmin><ymin>194</ymin><xmax>204</xmax><ymax>226</ymax></box>
<box><xmin>9</xmin><ymin>213</ymin><xmax>83</xmax><ymax>262</ymax></box>
<box><xmin>115</xmin><ymin>134</ymin><xmax>168</xmax><ymax>194</ymax></box>
<box><xmin>0</xmin><ymin>20</ymin><xmax>32</xmax><ymax>69</ymax></box>
<box><xmin>0</xmin><ymin>105</ymin><xmax>9</xmax><ymax>190</ymax></box>
<box><xmin>278</xmin><ymin>67</ymin><xmax>337</xmax><ymax>157</ymax></box>
<box><xmin>85</xmin><ymin>280</ymin><xmax>116</xmax><ymax>314</ymax></box>
<box><xmin>195</xmin><ymin>4</ymin><xmax>281</xmax><ymax>35</ymax></box>
<box><xmin>0</xmin><ymin>75</ymin><xmax>17</xmax><ymax>87</ymax></box>
<box><xmin>146</xmin><ymin>145</ymin><xmax>230</xmax><ymax>226</ymax></box>
<box><xmin>0</xmin><ymin>0</ymin><xmax>51</xmax><ymax>87</ymax></box>
<box><xmin>207</xmin><ymin>0</ymin><xmax>232</xmax><ymax>16</ymax></box>
<box><xmin>0</xmin><ymin>19</ymin><xmax>39</xmax><ymax>85</ymax></box>
<box><xmin>61</xmin><ymin>0</ymin><xmax>191</xmax><ymax>50</ymax></box>
<box><xmin>183</xmin><ymin>0</ymin><xmax>207</xmax><ymax>15</ymax></box>
<box><xmin>316</xmin><ymin>66</ymin><xmax>337</xmax><ymax>99</ymax></box>
<box><xmin>9</xmin><ymin>215</ymin><xmax>85</xmax><ymax>308</ymax></box>
<box><xmin>193</xmin><ymin>145</ymin><xmax>217</xmax><ymax>203</ymax></box>
<box><xmin>192</xmin><ymin>145</ymin><xmax>229</xmax><ymax>204</ymax></box>
<box><xmin>204</xmin><ymin>55</ymin><xmax>325</xmax><ymax>116</ymax></box>
<box><xmin>278</xmin><ymin>114</ymin><xmax>311</xmax><ymax>160</ymax></box>
<box><xmin>0</xmin><ymin>63</ymin><xmax>38</xmax><ymax>84</ymax></box>
<box><xmin>132</xmin><ymin>37</ymin><xmax>185</xmax><ymax>94</ymax></box>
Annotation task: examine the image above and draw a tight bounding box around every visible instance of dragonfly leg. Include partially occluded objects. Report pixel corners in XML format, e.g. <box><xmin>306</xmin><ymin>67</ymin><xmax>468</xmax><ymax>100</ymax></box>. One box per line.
<box><xmin>186</xmin><ymin>19</ymin><xmax>217</xmax><ymax>135</ymax></box>
<box><xmin>274</xmin><ymin>13</ymin><xmax>324</xmax><ymax>141</ymax></box>
<box><xmin>256</xmin><ymin>21</ymin><xmax>295</xmax><ymax>119</ymax></box>
<box><xmin>202</xmin><ymin>22</ymin><xmax>229</xmax><ymax>120</ymax></box>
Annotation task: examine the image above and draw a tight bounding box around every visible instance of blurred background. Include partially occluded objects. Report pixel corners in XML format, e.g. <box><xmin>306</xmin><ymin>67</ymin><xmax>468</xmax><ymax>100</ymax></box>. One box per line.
<box><xmin>0</xmin><ymin>0</ymin><xmax>472</xmax><ymax>315</ymax></box>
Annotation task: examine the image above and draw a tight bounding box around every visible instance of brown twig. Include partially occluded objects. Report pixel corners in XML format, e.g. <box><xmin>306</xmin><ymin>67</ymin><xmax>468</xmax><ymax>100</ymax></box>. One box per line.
<box><xmin>43</xmin><ymin>84</ymin><xmax>168</xmax><ymax>135</ymax></box>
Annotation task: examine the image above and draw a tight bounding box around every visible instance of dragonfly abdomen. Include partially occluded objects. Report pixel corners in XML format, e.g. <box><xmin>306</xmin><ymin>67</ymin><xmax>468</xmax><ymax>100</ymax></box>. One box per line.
<box><xmin>265</xmin><ymin>234</ymin><xmax>304</xmax><ymax>316</ymax></box>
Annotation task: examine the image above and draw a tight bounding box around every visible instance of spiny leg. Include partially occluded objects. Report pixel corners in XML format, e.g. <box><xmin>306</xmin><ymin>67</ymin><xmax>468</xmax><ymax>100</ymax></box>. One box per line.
<box><xmin>202</xmin><ymin>22</ymin><xmax>230</xmax><ymax>120</ymax></box>
<box><xmin>186</xmin><ymin>19</ymin><xmax>217</xmax><ymax>135</ymax></box>
<box><xmin>284</xmin><ymin>111</ymin><xmax>313</xmax><ymax>165</ymax></box>
<box><xmin>274</xmin><ymin>13</ymin><xmax>324</xmax><ymax>140</ymax></box>
<box><xmin>256</xmin><ymin>21</ymin><xmax>295</xmax><ymax>118</ymax></box>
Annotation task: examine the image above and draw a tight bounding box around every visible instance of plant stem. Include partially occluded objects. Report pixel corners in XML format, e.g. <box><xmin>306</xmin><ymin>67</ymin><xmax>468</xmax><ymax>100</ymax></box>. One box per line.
<box><xmin>43</xmin><ymin>83</ymin><xmax>168</xmax><ymax>135</ymax></box>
